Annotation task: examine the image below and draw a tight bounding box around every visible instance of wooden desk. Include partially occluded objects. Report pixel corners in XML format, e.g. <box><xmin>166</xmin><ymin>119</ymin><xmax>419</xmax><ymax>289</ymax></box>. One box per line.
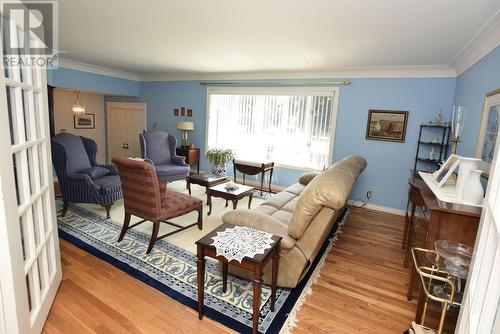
<box><xmin>404</xmin><ymin>173</ymin><xmax>481</xmax><ymax>325</ymax></box>
<box><xmin>233</xmin><ymin>159</ymin><xmax>274</xmax><ymax>195</ymax></box>
<box><xmin>176</xmin><ymin>146</ymin><xmax>200</xmax><ymax>174</ymax></box>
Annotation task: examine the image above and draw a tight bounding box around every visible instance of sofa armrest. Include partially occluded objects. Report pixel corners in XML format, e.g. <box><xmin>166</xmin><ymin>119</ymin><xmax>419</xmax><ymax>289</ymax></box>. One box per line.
<box><xmin>222</xmin><ymin>209</ymin><xmax>296</xmax><ymax>250</ymax></box>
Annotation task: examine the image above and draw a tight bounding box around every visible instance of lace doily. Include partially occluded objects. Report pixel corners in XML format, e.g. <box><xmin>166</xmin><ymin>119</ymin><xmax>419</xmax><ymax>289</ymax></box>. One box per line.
<box><xmin>211</xmin><ymin>226</ymin><xmax>275</xmax><ymax>263</ymax></box>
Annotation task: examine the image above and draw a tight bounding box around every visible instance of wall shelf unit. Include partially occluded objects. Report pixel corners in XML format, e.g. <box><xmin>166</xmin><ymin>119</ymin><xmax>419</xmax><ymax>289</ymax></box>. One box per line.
<box><xmin>413</xmin><ymin>123</ymin><xmax>451</xmax><ymax>174</ymax></box>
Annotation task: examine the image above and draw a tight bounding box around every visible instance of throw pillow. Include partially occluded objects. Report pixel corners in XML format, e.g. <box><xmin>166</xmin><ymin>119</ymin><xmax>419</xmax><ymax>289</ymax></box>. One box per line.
<box><xmin>81</xmin><ymin>166</ymin><xmax>110</xmax><ymax>179</ymax></box>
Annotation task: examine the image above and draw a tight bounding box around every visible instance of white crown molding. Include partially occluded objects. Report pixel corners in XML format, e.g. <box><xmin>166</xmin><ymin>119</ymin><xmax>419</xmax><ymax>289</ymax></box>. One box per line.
<box><xmin>140</xmin><ymin>65</ymin><xmax>457</xmax><ymax>81</ymax></box>
<box><xmin>451</xmin><ymin>9</ymin><xmax>500</xmax><ymax>76</ymax></box>
<box><xmin>58</xmin><ymin>57</ymin><xmax>141</xmax><ymax>81</ymax></box>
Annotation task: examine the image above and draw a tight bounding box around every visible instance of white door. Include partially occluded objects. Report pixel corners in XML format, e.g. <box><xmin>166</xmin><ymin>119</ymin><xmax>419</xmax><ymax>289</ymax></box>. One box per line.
<box><xmin>0</xmin><ymin>17</ymin><xmax>61</xmax><ymax>334</ymax></box>
<box><xmin>456</xmin><ymin>94</ymin><xmax>500</xmax><ymax>332</ymax></box>
<box><xmin>106</xmin><ymin>102</ymin><xmax>146</xmax><ymax>162</ymax></box>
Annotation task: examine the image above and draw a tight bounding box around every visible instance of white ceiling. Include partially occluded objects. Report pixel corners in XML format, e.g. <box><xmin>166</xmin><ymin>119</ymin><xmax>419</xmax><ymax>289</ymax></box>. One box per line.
<box><xmin>58</xmin><ymin>0</ymin><xmax>500</xmax><ymax>79</ymax></box>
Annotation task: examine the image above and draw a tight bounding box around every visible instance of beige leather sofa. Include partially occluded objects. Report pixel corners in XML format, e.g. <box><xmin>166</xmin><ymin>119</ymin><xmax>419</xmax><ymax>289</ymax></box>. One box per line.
<box><xmin>222</xmin><ymin>155</ymin><xmax>367</xmax><ymax>288</ymax></box>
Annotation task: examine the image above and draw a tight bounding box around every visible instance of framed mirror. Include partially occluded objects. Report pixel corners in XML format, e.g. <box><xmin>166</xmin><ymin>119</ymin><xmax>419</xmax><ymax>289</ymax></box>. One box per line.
<box><xmin>476</xmin><ymin>88</ymin><xmax>500</xmax><ymax>174</ymax></box>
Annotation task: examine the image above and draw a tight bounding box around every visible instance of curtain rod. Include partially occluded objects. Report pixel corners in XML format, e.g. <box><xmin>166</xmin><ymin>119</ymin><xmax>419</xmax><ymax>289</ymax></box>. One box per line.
<box><xmin>199</xmin><ymin>80</ymin><xmax>351</xmax><ymax>86</ymax></box>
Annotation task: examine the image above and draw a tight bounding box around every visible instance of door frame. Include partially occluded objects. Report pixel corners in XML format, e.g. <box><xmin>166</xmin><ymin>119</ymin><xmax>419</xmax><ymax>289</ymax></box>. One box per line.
<box><xmin>105</xmin><ymin>102</ymin><xmax>146</xmax><ymax>162</ymax></box>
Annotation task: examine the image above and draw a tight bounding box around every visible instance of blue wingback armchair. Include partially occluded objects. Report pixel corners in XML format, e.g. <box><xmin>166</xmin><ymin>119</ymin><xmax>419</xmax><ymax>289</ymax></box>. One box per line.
<box><xmin>51</xmin><ymin>133</ymin><xmax>122</xmax><ymax>218</ymax></box>
<box><xmin>139</xmin><ymin>130</ymin><xmax>190</xmax><ymax>182</ymax></box>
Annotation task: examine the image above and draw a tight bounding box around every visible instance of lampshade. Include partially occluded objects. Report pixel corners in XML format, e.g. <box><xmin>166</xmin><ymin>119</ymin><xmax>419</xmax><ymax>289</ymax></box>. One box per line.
<box><xmin>177</xmin><ymin>121</ymin><xmax>194</xmax><ymax>131</ymax></box>
<box><xmin>72</xmin><ymin>90</ymin><xmax>85</xmax><ymax>115</ymax></box>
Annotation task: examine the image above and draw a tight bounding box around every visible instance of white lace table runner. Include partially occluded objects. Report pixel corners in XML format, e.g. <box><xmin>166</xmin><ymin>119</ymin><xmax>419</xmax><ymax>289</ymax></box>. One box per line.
<box><xmin>211</xmin><ymin>226</ymin><xmax>275</xmax><ymax>263</ymax></box>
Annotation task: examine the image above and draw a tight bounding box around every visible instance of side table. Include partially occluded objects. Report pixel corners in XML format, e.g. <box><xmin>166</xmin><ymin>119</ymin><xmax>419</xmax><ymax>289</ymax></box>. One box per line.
<box><xmin>196</xmin><ymin>224</ymin><xmax>281</xmax><ymax>334</ymax></box>
<box><xmin>207</xmin><ymin>183</ymin><xmax>254</xmax><ymax>216</ymax></box>
<box><xmin>233</xmin><ymin>159</ymin><xmax>274</xmax><ymax>195</ymax></box>
<box><xmin>186</xmin><ymin>174</ymin><xmax>228</xmax><ymax>204</ymax></box>
<box><xmin>176</xmin><ymin>146</ymin><xmax>200</xmax><ymax>174</ymax></box>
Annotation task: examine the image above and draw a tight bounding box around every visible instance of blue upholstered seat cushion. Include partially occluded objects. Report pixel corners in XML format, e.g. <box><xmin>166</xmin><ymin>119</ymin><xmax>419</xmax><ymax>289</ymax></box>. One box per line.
<box><xmin>93</xmin><ymin>175</ymin><xmax>122</xmax><ymax>195</ymax></box>
<box><xmin>81</xmin><ymin>167</ymin><xmax>110</xmax><ymax>180</ymax></box>
<box><xmin>155</xmin><ymin>164</ymin><xmax>190</xmax><ymax>176</ymax></box>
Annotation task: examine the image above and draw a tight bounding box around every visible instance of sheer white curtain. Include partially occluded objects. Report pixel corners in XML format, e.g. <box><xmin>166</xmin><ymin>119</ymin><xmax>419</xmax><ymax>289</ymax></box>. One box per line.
<box><xmin>206</xmin><ymin>87</ymin><xmax>338</xmax><ymax>170</ymax></box>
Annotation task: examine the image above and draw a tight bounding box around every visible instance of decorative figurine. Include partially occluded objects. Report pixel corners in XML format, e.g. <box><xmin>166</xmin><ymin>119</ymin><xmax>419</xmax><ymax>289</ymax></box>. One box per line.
<box><xmin>431</xmin><ymin>136</ymin><xmax>439</xmax><ymax>144</ymax></box>
<box><xmin>435</xmin><ymin>111</ymin><xmax>442</xmax><ymax>126</ymax></box>
<box><xmin>429</xmin><ymin>146</ymin><xmax>435</xmax><ymax>160</ymax></box>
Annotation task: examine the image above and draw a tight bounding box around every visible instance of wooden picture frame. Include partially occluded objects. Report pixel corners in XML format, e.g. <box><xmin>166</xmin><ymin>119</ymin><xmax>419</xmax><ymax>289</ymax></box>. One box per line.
<box><xmin>73</xmin><ymin>113</ymin><xmax>95</xmax><ymax>129</ymax></box>
<box><xmin>366</xmin><ymin>109</ymin><xmax>408</xmax><ymax>142</ymax></box>
<box><xmin>173</xmin><ymin>108</ymin><xmax>179</xmax><ymax>116</ymax></box>
<box><xmin>475</xmin><ymin>88</ymin><xmax>500</xmax><ymax>167</ymax></box>
<box><xmin>181</xmin><ymin>107</ymin><xmax>186</xmax><ymax>116</ymax></box>
<box><xmin>187</xmin><ymin>109</ymin><xmax>193</xmax><ymax>117</ymax></box>
<box><xmin>432</xmin><ymin>154</ymin><xmax>460</xmax><ymax>187</ymax></box>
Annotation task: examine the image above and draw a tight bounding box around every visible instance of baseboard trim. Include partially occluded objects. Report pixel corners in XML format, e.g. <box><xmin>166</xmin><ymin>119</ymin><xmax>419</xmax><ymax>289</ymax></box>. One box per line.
<box><xmin>347</xmin><ymin>200</ymin><xmax>406</xmax><ymax>216</ymax></box>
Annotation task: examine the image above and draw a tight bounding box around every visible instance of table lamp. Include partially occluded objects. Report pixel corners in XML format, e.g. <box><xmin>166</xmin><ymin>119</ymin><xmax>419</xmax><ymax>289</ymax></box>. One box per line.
<box><xmin>177</xmin><ymin>121</ymin><xmax>194</xmax><ymax>147</ymax></box>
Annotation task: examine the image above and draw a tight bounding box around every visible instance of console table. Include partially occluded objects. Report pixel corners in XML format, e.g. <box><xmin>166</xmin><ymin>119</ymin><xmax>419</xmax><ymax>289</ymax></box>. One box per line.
<box><xmin>404</xmin><ymin>173</ymin><xmax>481</xmax><ymax>325</ymax></box>
<box><xmin>233</xmin><ymin>159</ymin><xmax>274</xmax><ymax>195</ymax></box>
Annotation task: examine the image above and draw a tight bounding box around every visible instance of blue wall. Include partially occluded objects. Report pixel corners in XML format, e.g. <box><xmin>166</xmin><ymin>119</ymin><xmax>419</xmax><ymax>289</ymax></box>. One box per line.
<box><xmin>47</xmin><ymin>67</ymin><xmax>141</xmax><ymax>97</ymax></box>
<box><xmin>50</xmin><ymin>46</ymin><xmax>499</xmax><ymax>211</ymax></box>
<box><xmin>141</xmin><ymin>78</ymin><xmax>456</xmax><ymax>210</ymax></box>
<box><xmin>453</xmin><ymin>46</ymin><xmax>500</xmax><ymax>157</ymax></box>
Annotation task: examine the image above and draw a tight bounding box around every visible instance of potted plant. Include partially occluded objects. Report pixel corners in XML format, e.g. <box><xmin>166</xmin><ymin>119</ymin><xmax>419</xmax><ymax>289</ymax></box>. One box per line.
<box><xmin>205</xmin><ymin>148</ymin><xmax>235</xmax><ymax>176</ymax></box>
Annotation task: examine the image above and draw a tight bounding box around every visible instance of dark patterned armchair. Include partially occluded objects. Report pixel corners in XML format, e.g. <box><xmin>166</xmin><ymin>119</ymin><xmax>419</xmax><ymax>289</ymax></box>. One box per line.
<box><xmin>139</xmin><ymin>130</ymin><xmax>190</xmax><ymax>182</ymax></box>
<box><xmin>51</xmin><ymin>133</ymin><xmax>122</xmax><ymax>218</ymax></box>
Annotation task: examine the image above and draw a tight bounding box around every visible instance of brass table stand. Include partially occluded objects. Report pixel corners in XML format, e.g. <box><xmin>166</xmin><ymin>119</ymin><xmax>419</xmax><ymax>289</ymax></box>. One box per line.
<box><xmin>411</xmin><ymin>247</ymin><xmax>462</xmax><ymax>334</ymax></box>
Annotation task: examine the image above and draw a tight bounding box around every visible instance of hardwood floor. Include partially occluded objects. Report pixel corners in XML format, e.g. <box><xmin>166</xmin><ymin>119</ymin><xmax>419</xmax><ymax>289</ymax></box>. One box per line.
<box><xmin>293</xmin><ymin>207</ymin><xmax>416</xmax><ymax>333</ymax></box>
<box><xmin>43</xmin><ymin>206</ymin><xmax>416</xmax><ymax>334</ymax></box>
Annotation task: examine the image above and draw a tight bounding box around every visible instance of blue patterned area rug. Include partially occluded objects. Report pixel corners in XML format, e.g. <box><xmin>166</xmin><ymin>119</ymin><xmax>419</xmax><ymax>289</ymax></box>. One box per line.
<box><xmin>56</xmin><ymin>200</ymin><xmax>347</xmax><ymax>334</ymax></box>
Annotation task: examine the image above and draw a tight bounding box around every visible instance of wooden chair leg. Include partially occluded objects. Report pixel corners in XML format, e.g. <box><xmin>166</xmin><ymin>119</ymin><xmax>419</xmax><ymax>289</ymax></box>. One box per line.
<box><xmin>404</xmin><ymin>203</ymin><xmax>416</xmax><ymax>268</ymax></box>
<box><xmin>403</xmin><ymin>200</ymin><xmax>410</xmax><ymax>249</ymax></box>
<box><xmin>61</xmin><ymin>201</ymin><xmax>69</xmax><ymax>217</ymax></box>
<box><xmin>102</xmin><ymin>203</ymin><xmax>113</xmax><ymax>219</ymax></box>
<box><xmin>197</xmin><ymin>207</ymin><xmax>203</xmax><ymax>230</ymax></box>
<box><xmin>147</xmin><ymin>221</ymin><xmax>160</xmax><ymax>254</ymax></box>
<box><xmin>118</xmin><ymin>213</ymin><xmax>131</xmax><ymax>242</ymax></box>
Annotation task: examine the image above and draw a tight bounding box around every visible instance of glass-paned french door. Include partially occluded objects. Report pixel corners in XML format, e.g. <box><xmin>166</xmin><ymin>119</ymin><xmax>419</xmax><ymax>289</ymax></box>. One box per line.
<box><xmin>456</xmin><ymin>96</ymin><xmax>500</xmax><ymax>333</ymax></box>
<box><xmin>0</xmin><ymin>15</ymin><xmax>61</xmax><ymax>334</ymax></box>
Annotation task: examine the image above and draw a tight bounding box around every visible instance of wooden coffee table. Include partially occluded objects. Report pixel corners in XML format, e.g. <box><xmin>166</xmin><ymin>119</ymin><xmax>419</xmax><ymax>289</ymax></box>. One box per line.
<box><xmin>207</xmin><ymin>183</ymin><xmax>254</xmax><ymax>216</ymax></box>
<box><xmin>186</xmin><ymin>174</ymin><xmax>228</xmax><ymax>203</ymax></box>
<box><xmin>196</xmin><ymin>224</ymin><xmax>281</xmax><ymax>334</ymax></box>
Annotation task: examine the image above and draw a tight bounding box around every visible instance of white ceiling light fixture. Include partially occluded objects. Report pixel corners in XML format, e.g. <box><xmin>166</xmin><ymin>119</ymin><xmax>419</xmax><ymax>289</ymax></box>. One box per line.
<box><xmin>72</xmin><ymin>90</ymin><xmax>85</xmax><ymax>115</ymax></box>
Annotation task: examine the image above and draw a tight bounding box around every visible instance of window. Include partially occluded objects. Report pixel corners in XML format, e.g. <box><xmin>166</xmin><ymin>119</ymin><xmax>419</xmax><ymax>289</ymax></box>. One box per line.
<box><xmin>206</xmin><ymin>87</ymin><xmax>339</xmax><ymax>170</ymax></box>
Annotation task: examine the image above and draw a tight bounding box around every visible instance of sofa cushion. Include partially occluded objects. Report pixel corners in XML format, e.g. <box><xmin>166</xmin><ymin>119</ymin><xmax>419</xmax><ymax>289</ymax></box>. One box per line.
<box><xmin>222</xmin><ymin>209</ymin><xmax>296</xmax><ymax>250</ymax></box>
<box><xmin>299</xmin><ymin>171</ymin><xmax>319</xmax><ymax>185</ymax></box>
<box><xmin>271</xmin><ymin>210</ymin><xmax>293</xmax><ymax>225</ymax></box>
<box><xmin>261</xmin><ymin>191</ymin><xmax>297</xmax><ymax>210</ymax></box>
<box><xmin>81</xmin><ymin>166</ymin><xmax>110</xmax><ymax>179</ymax></box>
<box><xmin>288</xmin><ymin>155</ymin><xmax>367</xmax><ymax>239</ymax></box>
<box><xmin>282</xmin><ymin>183</ymin><xmax>306</xmax><ymax>196</ymax></box>
<box><xmin>253</xmin><ymin>205</ymin><xmax>278</xmax><ymax>216</ymax></box>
